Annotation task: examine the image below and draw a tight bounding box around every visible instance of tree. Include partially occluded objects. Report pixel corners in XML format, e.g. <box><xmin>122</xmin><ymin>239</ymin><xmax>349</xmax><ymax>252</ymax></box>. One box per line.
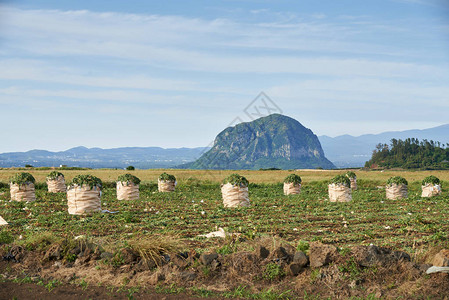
<box><xmin>365</xmin><ymin>138</ymin><xmax>449</xmax><ymax>170</ymax></box>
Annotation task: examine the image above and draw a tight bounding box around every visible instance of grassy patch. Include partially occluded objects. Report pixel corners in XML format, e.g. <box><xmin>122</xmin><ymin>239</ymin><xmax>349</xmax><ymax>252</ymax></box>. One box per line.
<box><xmin>262</xmin><ymin>263</ymin><xmax>285</xmax><ymax>281</ymax></box>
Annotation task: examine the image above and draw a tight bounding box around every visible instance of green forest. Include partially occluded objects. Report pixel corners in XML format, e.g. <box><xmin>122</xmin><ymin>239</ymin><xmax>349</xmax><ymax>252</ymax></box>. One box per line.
<box><xmin>365</xmin><ymin>138</ymin><xmax>449</xmax><ymax>169</ymax></box>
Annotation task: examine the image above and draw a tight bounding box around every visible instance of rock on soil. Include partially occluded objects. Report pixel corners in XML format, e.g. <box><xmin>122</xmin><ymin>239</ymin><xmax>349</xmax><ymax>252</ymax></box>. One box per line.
<box><xmin>149</xmin><ymin>272</ymin><xmax>165</xmax><ymax>285</ymax></box>
<box><xmin>200</xmin><ymin>252</ymin><xmax>218</xmax><ymax>266</ymax></box>
<box><xmin>351</xmin><ymin>245</ymin><xmax>410</xmax><ymax>267</ymax></box>
<box><xmin>272</xmin><ymin>247</ymin><xmax>290</xmax><ymax>262</ymax></box>
<box><xmin>309</xmin><ymin>242</ymin><xmax>337</xmax><ymax>267</ymax></box>
<box><xmin>100</xmin><ymin>252</ymin><xmax>113</xmax><ymax>260</ymax></box>
<box><xmin>286</xmin><ymin>251</ymin><xmax>309</xmax><ymax>276</ymax></box>
<box><xmin>292</xmin><ymin>251</ymin><xmax>309</xmax><ymax>267</ymax></box>
<box><xmin>44</xmin><ymin>245</ymin><xmax>62</xmax><ymax>261</ymax></box>
<box><xmin>256</xmin><ymin>245</ymin><xmax>269</xmax><ymax>259</ymax></box>
<box><xmin>432</xmin><ymin>249</ymin><xmax>449</xmax><ymax>267</ymax></box>
<box><xmin>178</xmin><ymin>271</ymin><xmax>197</xmax><ymax>282</ymax></box>
<box><xmin>120</xmin><ymin>248</ymin><xmax>139</xmax><ymax>264</ymax></box>
<box><xmin>8</xmin><ymin>246</ymin><xmax>25</xmax><ymax>262</ymax></box>
<box><xmin>171</xmin><ymin>254</ymin><xmax>189</xmax><ymax>270</ymax></box>
<box><xmin>286</xmin><ymin>263</ymin><xmax>303</xmax><ymax>276</ymax></box>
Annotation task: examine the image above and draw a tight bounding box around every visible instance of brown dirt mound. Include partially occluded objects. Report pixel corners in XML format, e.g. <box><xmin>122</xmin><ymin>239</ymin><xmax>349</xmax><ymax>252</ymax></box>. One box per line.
<box><xmin>1</xmin><ymin>240</ymin><xmax>449</xmax><ymax>299</ymax></box>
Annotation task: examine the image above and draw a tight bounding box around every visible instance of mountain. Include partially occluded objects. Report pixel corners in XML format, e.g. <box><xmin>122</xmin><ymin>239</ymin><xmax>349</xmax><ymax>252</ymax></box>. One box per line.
<box><xmin>319</xmin><ymin>124</ymin><xmax>449</xmax><ymax>168</ymax></box>
<box><xmin>183</xmin><ymin>114</ymin><xmax>335</xmax><ymax>170</ymax></box>
<box><xmin>0</xmin><ymin>146</ymin><xmax>209</xmax><ymax>169</ymax></box>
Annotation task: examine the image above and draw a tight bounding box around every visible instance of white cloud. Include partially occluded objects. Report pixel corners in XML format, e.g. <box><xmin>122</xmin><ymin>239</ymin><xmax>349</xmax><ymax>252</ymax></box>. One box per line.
<box><xmin>391</xmin><ymin>0</ymin><xmax>446</xmax><ymax>7</ymax></box>
<box><xmin>0</xmin><ymin>59</ymin><xmax>198</xmax><ymax>91</ymax></box>
<box><xmin>268</xmin><ymin>78</ymin><xmax>449</xmax><ymax>105</ymax></box>
<box><xmin>0</xmin><ymin>4</ymin><xmax>448</xmax><ymax>152</ymax></box>
<box><xmin>2</xmin><ymin>5</ymin><xmax>446</xmax><ymax>78</ymax></box>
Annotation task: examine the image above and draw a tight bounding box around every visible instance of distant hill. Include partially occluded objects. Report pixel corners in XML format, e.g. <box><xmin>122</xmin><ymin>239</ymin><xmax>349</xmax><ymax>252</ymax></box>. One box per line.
<box><xmin>319</xmin><ymin>124</ymin><xmax>449</xmax><ymax>168</ymax></box>
<box><xmin>3</xmin><ymin>122</ymin><xmax>446</xmax><ymax>170</ymax></box>
<box><xmin>0</xmin><ymin>146</ymin><xmax>209</xmax><ymax>169</ymax></box>
<box><xmin>182</xmin><ymin>114</ymin><xmax>335</xmax><ymax>170</ymax></box>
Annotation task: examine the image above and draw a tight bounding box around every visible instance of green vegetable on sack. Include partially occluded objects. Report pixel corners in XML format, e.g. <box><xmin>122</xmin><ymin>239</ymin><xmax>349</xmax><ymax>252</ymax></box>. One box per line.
<box><xmin>69</xmin><ymin>174</ymin><xmax>102</xmax><ymax>189</ymax></box>
<box><xmin>386</xmin><ymin>176</ymin><xmax>408</xmax><ymax>186</ymax></box>
<box><xmin>283</xmin><ymin>174</ymin><xmax>302</xmax><ymax>185</ymax></box>
<box><xmin>9</xmin><ymin>172</ymin><xmax>36</xmax><ymax>185</ymax></box>
<box><xmin>222</xmin><ymin>173</ymin><xmax>249</xmax><ymax>187</ymax></box>
<box><xmin>158</xmin><ymin>172</ymin><xmax>176</xmax><ymax>182</ymax></box>
<box><xmin>118</xmin><ymin>174</ymin><xmax>141</xmax><ymax>185</ymax></box>
<box><xmin>329</xmin><ymin>174</ymin><xmax>351</xmax><ymax>187</ymax></box>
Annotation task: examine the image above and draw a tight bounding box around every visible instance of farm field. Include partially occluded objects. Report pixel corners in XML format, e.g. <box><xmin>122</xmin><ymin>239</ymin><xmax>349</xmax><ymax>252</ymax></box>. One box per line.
<box><xmin>2</xmin><ymin>168</ymin><xmax>449</xmax><ymax>183</ymax></box>
<box><xmin>1</xmin><ymin>169</ymin><xmax>449</xmax><ymax>299</ymax></box>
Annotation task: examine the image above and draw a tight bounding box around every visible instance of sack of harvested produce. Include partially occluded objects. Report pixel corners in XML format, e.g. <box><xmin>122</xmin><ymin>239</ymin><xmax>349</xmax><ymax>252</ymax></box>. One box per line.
<box><xmin>346</xmin><ymin>171</ymin><xmax>357</xmax><ymax>190</ymax></box>
<box><xmin>386</xmin><ymin>176</ymin><xmax>408</xmax><ymax>200</ymax></box>
<box><xmin>67</xmin><ymin>175</ymin><xmax>102</xmax><ymax>215</ymax></box>
<box><xmin>46</xmin><ymin>171</ymin><xmax>66</xmax><ymax>193</ymax></box>
<box><xmin>221</xmin><ymin>174</ymin><xmax>250</xmax><ymax>208</ymax></box>
<box><xmin>283</xmin><ymin>174</ymin><xmax>301</xmax><ymax>195</ymax></box>
<box><xmin>158</xmin><ymin>173</ymin><xmax>176</xmax><ymax>192</ymax></box>
<box><xmin>9</xmin><ymin>172</ymin><xmax>36</xmax><ymax>202</ymax></box>
<box><xmin>421</xmin><ymin>175</ymin><xmax>442</xmax><ymax>198</ymax></box>
<box><xmin>117</xmin><ymin>174</ymin><xmax>140</xmax><ymax>200</ymax></box>
<box><xmin>328</xmin><ymin>175</ymin><xmax>352</xmax><ymax>202</ymax></box>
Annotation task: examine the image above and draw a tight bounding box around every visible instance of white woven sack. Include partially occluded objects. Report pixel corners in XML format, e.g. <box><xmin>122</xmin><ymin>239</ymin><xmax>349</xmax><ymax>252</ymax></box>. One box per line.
<box><xmin>386</xmin><ymin>184</ymin><xmax>408</xmax><ymax>200</ymax></box>
<box><xmin>47</xmin><ymin>175</ymin><xmax>66</xmax><ymax>193</ymax></box>
<box><xmin>221</xmin><ymin>183</ymin><xmax>250</xmax><ymax>208</ymax></box>
<box><xmin>328</xmin><ymin>184</ymin><xmax>352</xmax><ymax>202</ymax></box>
<box><xmin>67</xmin><ymin>185</ymin><xmax>101</xmax><ymax>215</ymax></box>
<box><xmin>283</xmin><ymin>182</ymin><xmax>301</xmax><ymax>195</ymax></box>
<box><xmin>158</xmin><ymin>179</ymin><xmax>176</xmax><ymax>192</ymax></box>
<box><xmin>10</xmin><ymin>183</ymin><xmax>36</xmax><ymax>202</ymax></box>
<box><xmin>117</xmin><ymin>181</ymin><xmax>139</xmax><ymax>200</ymax></box>
<box><xmin>421</xmin><ymin>184</ymin><xmax>441</xmax><ymax>198</ymax></box>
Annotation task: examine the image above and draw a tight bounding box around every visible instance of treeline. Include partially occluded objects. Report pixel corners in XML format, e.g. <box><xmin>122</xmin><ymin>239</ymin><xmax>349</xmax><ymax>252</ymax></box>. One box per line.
<box><xmin>365</xmin><ymin>138</ymin><xmax>449</xmax><ymax>169</ymax></box>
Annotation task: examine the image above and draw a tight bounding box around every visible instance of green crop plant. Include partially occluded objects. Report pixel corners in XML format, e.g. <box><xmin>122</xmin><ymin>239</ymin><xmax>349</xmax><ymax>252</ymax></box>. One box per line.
<box><xmin>0</xmin><ymin>230</ymin><xmax>14</xmax><ymax>244</ymax></box>
<box><xmin>296</xmin><ymin>240</ymin><xmax>309</xmax><ymax>253</ymax></box>
<box><xmin>263</xmin><ymin>263</ymin><xmax>285</xmax><ymax>281</ymax></box>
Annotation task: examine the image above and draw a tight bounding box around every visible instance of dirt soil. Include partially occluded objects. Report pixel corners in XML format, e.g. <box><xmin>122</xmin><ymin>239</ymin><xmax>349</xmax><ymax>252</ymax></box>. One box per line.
<box><xmin>0</xmin><ymin>281</ymin><xmax>220</xmax><ymax>300</ymax></box>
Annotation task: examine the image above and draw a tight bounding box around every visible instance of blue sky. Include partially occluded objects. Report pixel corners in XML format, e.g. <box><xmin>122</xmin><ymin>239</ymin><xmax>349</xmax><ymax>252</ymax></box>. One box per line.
<box><xmin>0</xmin><ymin>0</ymin><xmax>448</xmax><ymax>152</ymax></box>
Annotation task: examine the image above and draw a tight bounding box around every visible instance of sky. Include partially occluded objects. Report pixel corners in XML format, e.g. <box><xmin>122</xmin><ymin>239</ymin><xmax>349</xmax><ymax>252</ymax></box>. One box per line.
<box><xmin>0</xmin><ymin>0</ymin><xmax>448</xmax><ymax>152</ymax></box>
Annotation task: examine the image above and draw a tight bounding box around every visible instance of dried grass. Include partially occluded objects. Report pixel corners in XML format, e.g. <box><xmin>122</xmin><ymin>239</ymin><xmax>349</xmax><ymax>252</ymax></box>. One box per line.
<box><xmin>128</xmin><ymin>235</ymin><xmax>183</xmax><ymax>267</ymax></box>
